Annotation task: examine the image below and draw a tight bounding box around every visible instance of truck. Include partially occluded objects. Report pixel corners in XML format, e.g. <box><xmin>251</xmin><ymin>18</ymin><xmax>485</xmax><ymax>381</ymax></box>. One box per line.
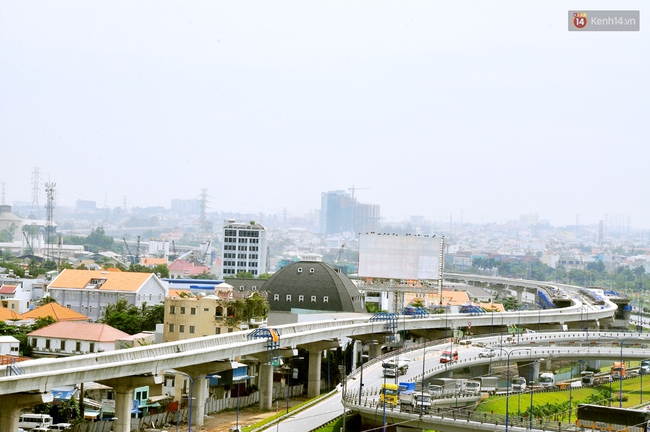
<box><xmin>383</xmin><ymin>359</ymin><xmax>409</xmax><ymax>377</ymax></box>
<box><xmin>464</xmin><ymin>379</ymin><xmax>481</xmax><ymax>395</ymax></box>
<box><xmin>428</xmin><ymin>378</ymin><xmax>462</xmax><ymax>398</ymax></box>
<box><xmin>381</xmin><ymin>383</ymin><xmax>400</xmax><ymax>406</ymax></box>
<box><xmin>399</xmin><ymin>390</ymin><xmax>432</xmax><ymax>414</ymax></box>
<box><xmin>440</xmin><ymin>349</ymin><xmax>459</xmax><ymax>363</ymax></box>
<box><xmin>479</xmin><ymin>377</ymin><xmax>499</xmax><ymax>395</ymax></box>
<box><xmin>641</xmin><ymin>360</ymin><xmax>650</xmax><ymax>375</ymax></box>
<box><xmin>611</xmin><ymin>362</ymin><xmax>627</xmax><ymax>380</ymax></box>
<box><xmin>511</xmin><ymin>377</ymin><xmax>526</xmax><ymax>392</ymax></box>
<box><xmin>539</xmin><ymin>373</ymin><xmax>555</xmax><ymax>388</ymax></box>
<box><xmin>581</xmin><ymin>371</ymin><xmax>612</xmax><ymax>386</ymax></box>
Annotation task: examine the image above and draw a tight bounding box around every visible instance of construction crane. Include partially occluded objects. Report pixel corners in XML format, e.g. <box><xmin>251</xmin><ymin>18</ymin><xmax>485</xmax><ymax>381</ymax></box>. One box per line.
<box><xmin>23</xmin><ymin>231</ymin><xmax>34</xmax><ymax>255</ymax></box>
<box><xmin>123</xmin><ymin>238</ymin><xmax>134</xmax><ymax>265</ymax></box>
<box><xmin>135</xmin><ymin>235</ymin><xmax>140</xmax><ymax>265</ymax></box>
<box><xmin>348</xmin><ymin>185</ymin><xmax>369</xmax><ymax>200</ymax></box>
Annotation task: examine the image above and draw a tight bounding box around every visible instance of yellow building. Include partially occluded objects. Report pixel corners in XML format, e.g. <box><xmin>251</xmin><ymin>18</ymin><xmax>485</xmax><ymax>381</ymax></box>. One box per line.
<box><xmin>163</xmin><ymin>283</ymin><xmax>268</xmax><ymax>342</ymax></box>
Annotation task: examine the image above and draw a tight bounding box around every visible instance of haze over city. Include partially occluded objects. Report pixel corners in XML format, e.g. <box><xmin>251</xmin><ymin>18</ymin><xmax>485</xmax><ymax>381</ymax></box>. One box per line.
<box><xmin>1</xmin><ymin>1</ymin><xmax>648</xmax><ymax>228</ymax></box>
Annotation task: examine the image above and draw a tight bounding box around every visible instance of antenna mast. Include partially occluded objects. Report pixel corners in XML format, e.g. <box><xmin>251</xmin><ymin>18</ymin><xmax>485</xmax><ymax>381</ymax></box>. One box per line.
<box><xmin>45</xmin><ymin>181</ymin><xmax>56</xmax><ymax>262</ymax></box>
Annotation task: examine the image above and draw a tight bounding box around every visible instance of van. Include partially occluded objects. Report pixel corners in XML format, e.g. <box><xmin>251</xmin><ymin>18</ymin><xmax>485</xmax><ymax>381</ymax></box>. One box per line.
<box><xmin>51</xmin><ymin>423</ymin><xmax>73</xmax><ymax>431</ymax></box>
<box><xmin>18</xmin><ymin>414</ymin><xmax>53</xmax><ymax>430</ymax></box>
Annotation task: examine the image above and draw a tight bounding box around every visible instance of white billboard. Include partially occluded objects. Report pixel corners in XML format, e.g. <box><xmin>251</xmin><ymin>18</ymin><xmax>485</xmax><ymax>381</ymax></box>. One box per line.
<box><xmin>358</xmin><ymin>234</ymin><xmax>443</xmax><ymax>280</ymax></box>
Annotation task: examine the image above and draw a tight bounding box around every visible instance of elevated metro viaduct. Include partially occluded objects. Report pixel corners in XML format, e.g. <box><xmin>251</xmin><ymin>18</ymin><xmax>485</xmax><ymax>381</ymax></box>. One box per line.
<box><xmin>0</xmin><ymin>277</ymin><xmax>618</xmax><ymax>432</ymax></box>
<box><xmin>345</xmin><ymin>331</ymin><xmax>650</xmax><ymax>432</ymax></box>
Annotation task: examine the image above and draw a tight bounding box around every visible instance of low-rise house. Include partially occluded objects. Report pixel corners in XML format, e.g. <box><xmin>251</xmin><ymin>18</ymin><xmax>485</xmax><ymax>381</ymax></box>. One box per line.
<box><xmin>168</xmin><ymin>259</ymin><xmax>210</xmax><ymax>278</ymax></box>
<box><xmin>47</xmin><ymin>269</ymin><xmax>168</xmax><ymax>321</ymax></box>
<box><xmin>0</xmin><ymin>335</ymin><xmax>20</xmax><ymax>355</ymax></box>
<box><xmin>0</xmin><ymin>306</ymin><xmax>22</xmax><ymax>322</ymax></box>
<box><xmin>27</xmin><ymin>321</ymin><xmax>130</xmax><ymax>357</ymax></box>
<box><xmin>21</xmin><ymin>301</ymin><xmax>89</xmax><ymax>322</ymax></box>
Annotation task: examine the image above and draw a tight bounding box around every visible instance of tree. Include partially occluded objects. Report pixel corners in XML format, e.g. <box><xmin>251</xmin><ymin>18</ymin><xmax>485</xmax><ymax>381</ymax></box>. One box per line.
<box><xmin>99</xmin><ymin>298</ymin><xmax>165</xmax><ymax>334</ymax></box>
<box><xmin>192</xmin><ymin>271</ymin><xmax>218</xmax><ymax>279</ymax></box>
<box><xmin>500</xmin><ymin>296</ymin><xmax>521</xmax><ymax>311</ymax></box>
<box><xmin>141</xmin><ymin>304</ymin><xmax>164</xmax><ymax>332</ymax></box>
<box><xmin>0</xmin><ymin>223</ymin><xmax>17</xmax><ymax>242</ymax></box>
<box><xmin>152</xmin><ymin>264</ymin><xmax>169</xmax><ymax>278</ymax></box>
<box><xmin>37</xmin><ymin>296</ymin><xmax>58</xmax><ymax>306</ymax></box>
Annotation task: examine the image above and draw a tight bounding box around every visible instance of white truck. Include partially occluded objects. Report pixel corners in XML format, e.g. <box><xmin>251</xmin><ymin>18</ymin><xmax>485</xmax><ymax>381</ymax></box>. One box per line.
<box><xmin>511</xmin><ymin>377</ymin><xmax>527</xmax><ymax>392</ymax></box>
<box><xmin>539</xmin><ymin>373</ymin><xmax>555</xmax><ymax>388</ymax></box>
<box><xmin>399</xmin><ymin>390</ymin><xmax>432</xmax><ymax>414</ymax></box>
<box><xmin>479</xmin><ymin>377</ymin><xmax>499</xmax><ymax>395</ymax></box>
<box><xmin>465</xmin><ymin>380</ymin><xmax>481</xmax><ymax>395</ymax></box>
<box><xmin>383</xmin><ymin>359</ymin><xmax>409</xmax><ymax>377</ymax></box>
<box><xmin>428</xmin><ymin>378</ymin><xmax>461</xmax><ymax>398</ymax></box>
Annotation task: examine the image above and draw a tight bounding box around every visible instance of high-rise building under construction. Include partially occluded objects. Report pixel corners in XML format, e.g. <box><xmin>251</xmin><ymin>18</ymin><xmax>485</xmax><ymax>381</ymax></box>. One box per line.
<box><xmin>320</xmin><ymin>190</ymin><xmax>380</xmax><ymax>236</ymax></box>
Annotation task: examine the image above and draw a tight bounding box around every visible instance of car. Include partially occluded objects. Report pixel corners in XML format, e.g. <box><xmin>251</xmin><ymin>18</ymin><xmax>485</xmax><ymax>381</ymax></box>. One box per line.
<box><xmin>474</xmin><ymin>341</ymin><xmax>486</xmax><ymax>348</ymax></box>
<box><xmin>479</xmin><ymin>349</ymin><xmax>496</xmax><ymax>358</ymax></box>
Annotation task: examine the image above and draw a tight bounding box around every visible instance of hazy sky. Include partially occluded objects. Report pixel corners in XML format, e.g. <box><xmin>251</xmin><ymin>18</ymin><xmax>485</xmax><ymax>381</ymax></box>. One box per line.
<box><xmin>1</xmin><ymin>1</ymin><xmax>648</xmax><ymax>227</ymax></box>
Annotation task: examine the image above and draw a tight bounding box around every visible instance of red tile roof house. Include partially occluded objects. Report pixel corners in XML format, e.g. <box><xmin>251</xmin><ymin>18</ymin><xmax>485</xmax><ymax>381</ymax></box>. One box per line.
<box><xmin>47</xmin><ymin>269</ymin><xmax>168</xmax><ymax>322</ymax></box>
<box><xmin>167</xmin><ymin>259</ymin><xmax>210</xmax><ymax>278</ymax></box>
<box><xmin>27</xmin><ymin>321</ymin><xmax>130</xmax><ymax>357</ymax></box>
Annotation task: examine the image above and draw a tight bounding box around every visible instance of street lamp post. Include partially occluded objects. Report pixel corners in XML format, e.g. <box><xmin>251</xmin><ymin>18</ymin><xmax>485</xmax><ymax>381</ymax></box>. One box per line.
<box><xmin>496</xmin><ymin>347</ymin><xmax>531</xmax><ymax>432</ymax></box>
<box><xmin>420</xmin><ymin>343</ymin><xmax>434</xmax><ymax>417</ymax></box>
<box><xmin>359</xmin><ymin>340</ymin><xmax>378</xmax><ymax>405</ymax></box>
<box><xmin>286</xmin><ymin>356</ymin><xmax>304</xmax><ymax>413</ymax></box>
<box><xmin>233</xmin><ymin>374</ymin><xmax>255</xmax><ymax>432</ymax></box>
<box><xmin>599</xmin><ymin>335</ymin><xmax>645</xmax><ymax>408</ymax></box>
<box><xmin>166</xmin><ymin>370</ymin><xmax>221</xmax><ymax>432</ymax></box>
<box><xmin>382</xmin><ymin>362</ymin><xmax>388</xmax><ymax>432</ymax></box>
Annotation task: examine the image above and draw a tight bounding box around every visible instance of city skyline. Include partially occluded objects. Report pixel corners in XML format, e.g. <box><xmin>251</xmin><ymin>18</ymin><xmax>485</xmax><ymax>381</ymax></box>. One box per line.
<box><xmin>2</xmin><ymin>2</ymin><xmax>648</xmax><ymax>228</ymax></box>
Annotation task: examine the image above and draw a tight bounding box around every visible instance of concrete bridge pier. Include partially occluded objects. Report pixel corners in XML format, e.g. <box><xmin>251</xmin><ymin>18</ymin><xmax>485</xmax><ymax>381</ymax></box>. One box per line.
<box><xmin>516</xmin><ymin>360</ymin><xmax>541</xmax><ymax>385</ymax></box>
<box><xmin>99</xmin><ymin>375</ymin><xmax>162</xmax><ymax>432</ymax></box>
<box><xmin>303</xmin><ymin>341</ymin><xmax>339</xmax><ymax>398</ymax></box>
<box><xmin>0</xmin><ymin>392</ymin><xmax>53</xmax><ymax>432</ymax></box>
<box><xmin>179</xmin><ymin>363</ymin><xmax>240</xmax><ymax>426</ymax></box>
<box><xmin>470</xmin><ymin>364</ymin><xmax>490</xmax><ymax>378</ymax></box>
<box><xmin>259</xmin><ymin>363</ymin><xmax>274</xmax><ymax>411</ymax></box>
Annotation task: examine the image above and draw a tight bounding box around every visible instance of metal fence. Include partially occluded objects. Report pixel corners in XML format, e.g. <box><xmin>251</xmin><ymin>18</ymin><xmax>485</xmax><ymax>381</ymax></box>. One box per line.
<box><xmin>69</xmin><ymin>384</ymin><xmax>304</xmax><ymax>432</ymax></box>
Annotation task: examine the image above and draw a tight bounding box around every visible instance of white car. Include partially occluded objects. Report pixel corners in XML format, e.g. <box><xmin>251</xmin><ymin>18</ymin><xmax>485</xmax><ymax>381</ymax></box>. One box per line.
<box><xmin>479</xmin><ymin>349</ymin><xmax>496</xmax><ymax>358</ymax></box>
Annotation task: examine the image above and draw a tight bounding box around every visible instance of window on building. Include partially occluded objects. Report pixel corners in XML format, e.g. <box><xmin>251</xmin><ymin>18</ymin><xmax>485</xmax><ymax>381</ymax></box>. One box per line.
<box><xmin>31</xmin><ymin>338</ymin><xmax>36</xmax><ymax>347</ymax></box>
<box><xmin>215</xmin><ymin>327</ymin><xmax>221</xmax><ymax>334</ymax></box>
<box><xmin>286</xmin><ymin>295</ymin><xmax>291</xmax><ymax>301</ymax></box>
<box><xmin>170</xmin><ymin>306</ymin><xmax>176</xmax><ymax>314</ymax></box>
<box><xmin>89</xmin><ymin>342</ymin><xmax>95</xmax><ymax>352</ymax></box>
<box><xmin>179</xmin><ymin>325</ymin><xmax>185</xmax><ymax>333</ymax></box>
<box><xmin>189</xmin><ymin>326</ymin><xmax>196</xmax><ymax>334</ymax></box>
<box><xmin>228</xmin><ymin>328</ymin><xmax>233</xmax><ymax>333</ymax></box>
<box><xmin>76</xmin><ymin>342</ymin><xmax>81</xmax><ymax>352</ymax></box>
<box><xmin>274</xmin><ymin>294</ymin><xmax>279</xmax><ymax>301</ymax></box>
<box><xmin>311</xmin><ymin>296</ymin><xmax>317</xmax><ymax>302</ymax></box>
<box><xmin>168</xmin><ymin>324</ymin><xmax>175</xmax><ymax>333</ymax></box>
<box><xmin>190</xmin><ymin>307</ymin><xmax>196</xmax><ymax>315</ymax></box>
<box><xmin>323</xmin><ymin>296</ymin><xmax>329</xmax><ymax>303</ymax></box>
<box><xmin>61</xmin><ymin>340</ymin><xmax>67</xmax><ymax>351</ymax></box>
<box><xmin>70</xmin><ymin>292</ymin><xmax>75</xmax><ymax>299</ymax></box>
<box><xmin>45</xmin><ymin>339</ymin><xmax>51</xmax><ymax>349</ymax></box>
<box><xmin>180</xmin><ymin>306</ymin><xmax>186</xmax><ymax>314</ymax></box>
<box><xmin>298</xmin><ymin>295</ymin><xmax>304</xmax><ymax>302</ymax></box>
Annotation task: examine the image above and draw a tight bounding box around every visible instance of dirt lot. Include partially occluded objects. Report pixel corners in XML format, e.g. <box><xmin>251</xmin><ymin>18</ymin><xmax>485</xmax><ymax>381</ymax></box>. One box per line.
<box><xmin>188</xmin><ymin>397</ymin><xmax>309</xmax><ymax>432</ymax></box>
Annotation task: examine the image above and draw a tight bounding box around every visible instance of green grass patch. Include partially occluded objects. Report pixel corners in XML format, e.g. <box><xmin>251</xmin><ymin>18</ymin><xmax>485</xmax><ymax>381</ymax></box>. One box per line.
<box><xmin>476</xmin><ymin>376</ymin><xmax>650</xmax><ymax>418</ymax></box>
